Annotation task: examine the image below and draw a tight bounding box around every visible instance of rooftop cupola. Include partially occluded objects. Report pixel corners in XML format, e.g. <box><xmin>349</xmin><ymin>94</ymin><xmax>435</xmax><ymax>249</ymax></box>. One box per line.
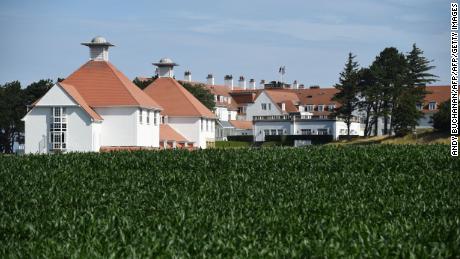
<box><xmin>153</xmin><ymin>58</ymin><xmax>179</xmax><ymax>78</ymax></box>
<box><xmin>81</xmin><ymin>36</ymin><xmax>114</xmax><ymax>61</ymax></box>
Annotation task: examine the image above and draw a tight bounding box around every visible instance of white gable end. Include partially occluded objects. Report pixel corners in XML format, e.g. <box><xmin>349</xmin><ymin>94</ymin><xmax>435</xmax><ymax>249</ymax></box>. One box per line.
<box><xmin>35</xmin><ymin>84</ymin><xmax>77</xmax><ymax>106</ymax></box>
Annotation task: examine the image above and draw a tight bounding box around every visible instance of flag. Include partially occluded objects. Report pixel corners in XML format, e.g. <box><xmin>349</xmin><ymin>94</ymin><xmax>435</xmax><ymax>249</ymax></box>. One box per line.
<box><xmin>279</xmin><ymin>66</ymin><xmax>286</xmax><ymax>75</ymax></box>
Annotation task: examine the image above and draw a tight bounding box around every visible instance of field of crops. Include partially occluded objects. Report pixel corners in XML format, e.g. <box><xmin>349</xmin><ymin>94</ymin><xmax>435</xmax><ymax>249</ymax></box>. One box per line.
<box><xmin>0</xmin><ymin>145</ymin><xmax>459</xmax><ymax>257</ymax></box>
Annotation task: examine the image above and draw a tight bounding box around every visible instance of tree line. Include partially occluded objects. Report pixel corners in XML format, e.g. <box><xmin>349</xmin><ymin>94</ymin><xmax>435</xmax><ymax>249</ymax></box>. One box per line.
<box><xmin>333</xmin><ymin>44</ymin><xmax>440</xmax><ymax>138</ymax></box>
<box><xmin>0</xmin><ymin>79</ymin><xmax>54</xmax><ymax>153</ymax></box>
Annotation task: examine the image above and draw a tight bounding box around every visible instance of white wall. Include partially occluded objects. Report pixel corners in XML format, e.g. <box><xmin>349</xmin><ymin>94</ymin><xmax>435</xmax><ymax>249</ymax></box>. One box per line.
<box><xmin>24</xmin><ymin>84</ymin><xmax>97</xmax><ymax>153</ymax></box>
<box><xmin>253</xmin><ymin>121</ymin><xmax>291</xmax><ymax>141</ymax></box>
<box><xmin>24</xmin><ymin>106</ymin><xmax>94</xmax><ymax>153</ymax></box>
<box><xmin>168</xmin><ymin>117</ymin><xmax>215</xmax><ymax>149</ymax></box>
<box><xmin>215</xmin><ymin>107</ymin><xmax>230</xmax><ymax>121</ymax></box>
<box><xmin>229</xmin><ymin>111</ymin><xmax>237</xmax><ymax>120</ymax></box>
<box><xmin>253</xmin><ymin>119</ymin><xmax>364</xmax><ymax>141</ymax></box>
<box><xmin>246</xmin><ymin>92</ymin><xmax>283</xmax><ymax>121</ymax></box>
<box><xmin>95</xmin><ymin>107</ymin><xmax>137</xmax><ymax>147</ymax></box>
<box><xmin>417</xmin><ymin>113</ymin><xmax>434</xmax><ymax>129</ymax></box>
<box><xmin>136</xmin><ymin>109</ymin><xmax>160</xmax><ymax>147</ymax></box>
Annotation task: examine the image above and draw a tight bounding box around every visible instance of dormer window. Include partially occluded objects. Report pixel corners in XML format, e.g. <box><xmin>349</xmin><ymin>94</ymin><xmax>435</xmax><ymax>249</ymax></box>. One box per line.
<box><xmin>328</xmin><ymin>104</ymin><xmax>335</xmax><ymax>111</ymax></box>
<box><xmin>416</xmin><ymin>103</ymin><xmax>423</xmax><ymax>111</ymax></box>
<box><xmin>318</xmin><ymin>105</ymin><xmax>324</xmax><ymax>112</ymax></box>
<box><xmin>220</xmin><ymin>96</ymin><xmax>224</xmax><ymax>102</ymax></box>
<box><xmin>306</xmin><ymin>105</ymin><xmax>314</xmax><ymax>112</ymax></box>
<box><xmin>429</xmin><ymin>102</ymin><xmax>437</xmax><ymax>110</ymax></box>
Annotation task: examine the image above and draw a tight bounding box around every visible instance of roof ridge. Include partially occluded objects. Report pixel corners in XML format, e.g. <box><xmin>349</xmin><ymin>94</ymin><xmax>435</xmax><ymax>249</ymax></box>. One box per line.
<box><xmin>104</xmin><ymin>62</ymin><xmax>143</xmax><ymax>107</ymax></box>
<box><xmin>170</xmin><ymin>78</ymin><xmax>207</xmax><ymax>117</ymax></box>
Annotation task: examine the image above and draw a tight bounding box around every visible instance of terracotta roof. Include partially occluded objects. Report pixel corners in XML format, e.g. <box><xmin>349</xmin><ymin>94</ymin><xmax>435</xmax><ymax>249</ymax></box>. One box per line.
<box><xmin>229</xmin><ymin>120</ymin><xmax>253</xmax><ymax>130</ymax></box>
<box><xmin>144</xmin><ymin>78</ymin><xmax>216</xmax><ymax>118</ymax></box>
<box><xmin>264</xmin><ymin>90</ymin><xmax>301</xmax><ymax>113</ymax></box>
<box><xmin>295</xmin><ymin>88</ymin><xmax>339</xmax><ymax>106</ymax></box>
<box><xmin>422</xmin><ymin>85</ymin><xmax>450</xmax><ymax>113</ymax></box>
<box><xmin>63</xmin><ymin>61</ymin><xmax>161</xmax><ymax>109</ymax></box>
<box><xmin>59</xmin><ymin>83</ymin><xmax>103</xmax><ymax>121</ymax></box>
<box><xmin>160</xmin><ymin>124</ymin><xmax>190</xmax><ymax>142</ymax></box>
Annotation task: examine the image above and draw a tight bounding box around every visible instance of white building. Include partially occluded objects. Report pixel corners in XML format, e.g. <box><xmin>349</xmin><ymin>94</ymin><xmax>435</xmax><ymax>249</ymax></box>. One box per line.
<box><xmin>253</xmin><ymin>115</ymin><xmax>363</xmax><ymax>141</ymax></box>
<box><xmin>23</xmin><ymin>36</ymin><xmax>162</xmax><ymax>153</ymax></box>
<box><xmin>144</xmin><ymin>59</ymin><xmax>217</xmax><ymax>149</ymax></box>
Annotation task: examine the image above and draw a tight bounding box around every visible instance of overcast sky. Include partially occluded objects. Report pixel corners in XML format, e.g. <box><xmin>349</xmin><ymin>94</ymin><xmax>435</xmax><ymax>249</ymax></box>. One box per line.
<box><xmin>0</xmin><ymin>0</ymin><xmax>450</xmax><ymax>87</ymax></box>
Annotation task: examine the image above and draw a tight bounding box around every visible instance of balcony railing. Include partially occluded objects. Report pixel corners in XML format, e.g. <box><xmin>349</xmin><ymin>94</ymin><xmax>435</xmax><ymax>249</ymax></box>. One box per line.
<box><xmin>253</xmin><ymin>115</ymin><xmax>360</xmax><ymax>123</ymax></box>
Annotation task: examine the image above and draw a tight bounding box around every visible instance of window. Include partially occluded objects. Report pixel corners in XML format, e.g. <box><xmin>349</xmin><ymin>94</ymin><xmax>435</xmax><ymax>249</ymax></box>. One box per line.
<box><xmin>146</xmin><ymin>111</ymin><xmax>150</xmax><ymax>124</ymax></box>
<box><xmin>264</xmin><ymin>129</ymin><xmax>270</xmax><ymax>136</ymax></box>
<box><xmin>429</xmin><ymin>102</ymin><xmax>437</xmax><ymax>110</ymax></box>
<box><xmin>301</xmin><ymin>129</ymin><xmax>311</xmax><ymax>135</ymax></box>
<box><xmin>318</xmin><ymin>105</ymin><xmax>324</xmax><ymax>112</ymax></box>
<box><xmin>306</xmin><ymin>105</ymin><xmax>314</xmax><ymax>112</ymax></box>
<box><xmin>271</xmin><ymin>129</ymin><xmax>277</xmax><ymax>135</ymax></box>
<box><xmin>201</xmin><ymin>119</ymin><xmax>204</xmax><ymax>130</ymax></box>
<box><xmin>50</xmin><ymin>107</ymin><xmax>67</xmax><ymax>150</ymax></box>
<box><xmin>328</xmin><ymin>104</ymin><xmax>335</xmax><ymax>111</ymax></box>
<box><xmin>416</xmin><ymin>103</ymin><xmax>423</xmax><ymax>111</ymax></box>
<box><xmin>261</xmin><ymin>103</ymin><xmax>267</xmax><ymax>110</ymax></box>
<box><xmin>268</xmin><ymin>103</ymin><xmax>272</xmax><ymax>110</ymax></box>
<box><xmin>318</xmin><ymin>129</ymin><xmax>328</xmax><ymax>135</ymax></box>
<box><xmin>139</xmin><ymin>109</ymin><xmax>143</xmax><ymax>124</ymax></box>
<box><xmin>277</xmin><ymin>129</ymin><xmax>283</xmax><ymax>135</ymax></box>
<box><xmin>154</xmin><ymin>112</ymin><xmax>158</xmax><ymax>125</ymax></box>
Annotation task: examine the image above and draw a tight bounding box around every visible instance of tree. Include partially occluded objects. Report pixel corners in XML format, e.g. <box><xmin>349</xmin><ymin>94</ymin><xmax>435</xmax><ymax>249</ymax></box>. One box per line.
<box><xmin>357</xmin><ymin>67</ymin><xmax>380</xmax><ymax>136</ymax></box>
<box><xmin>133</xmin><ymin>77</ymin><xmax>155</xmax><ymax>90</ymax></box>
<box><xmin>370</xmin><ymin>47</ymin><xmax>408</xmax><ymax>135</ymax></box>
<box><xmin>333</xmin><ymin>53</ymin><xmax>361</xmax><ymax>139</ymax></box>
<box><xmin>432</xmin><ymin>100</ymin><xmax>450</xmax><ymax>132</ymax></box>
<box><xmin>24</xmin><ymin>79</ymin><xmax>54</xmax><ymax>105</ymax></box>
<box><xmin>0</xmin><ymin>81</ymin><xmax>26</xmax><ymax>153</ymax></box>
<box><xmin>180</xmin><ymin>82</ymin><xmax>215</xmax><ymax>111</ymax></box>
<box><xmin>391</xmin><ymin>44</ymin><xmax>437</xmax><ymax>135</ymax></box>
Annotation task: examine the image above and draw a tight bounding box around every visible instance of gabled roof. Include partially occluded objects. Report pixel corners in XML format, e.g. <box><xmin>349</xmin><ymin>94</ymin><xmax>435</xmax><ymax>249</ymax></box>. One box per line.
<box><xmin>63</xmin><ymin>61</ymin><xmax>161</xmax><ymax>109</ymax></box>
<box><xmin>229</xmin><ymin>120</ymin><xmax>253</xmax><ymax>130</ymax></box>
<box><xmin>143</xmin><ymin>77</ymin><xmax>216</xmax><ymax>118</ymax></box>
<box><xmin>59</xmin><ymin>83</ymin><xmax>103</xmax><ymax>121</ymax></box>
<box><xmin>160</xmin><ymin>124</ymin><xmax>190</xmax><ymax>142</ymax></box>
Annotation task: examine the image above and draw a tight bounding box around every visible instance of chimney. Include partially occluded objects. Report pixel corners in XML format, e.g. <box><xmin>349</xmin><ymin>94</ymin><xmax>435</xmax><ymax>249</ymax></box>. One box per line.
<box><xmin>238</xmin><ymin>76</ymin><xmax>246</xmax><ymax>90</ymax></box>
<box><xmin>206</xmin><ymin>74</ymin><xmax>215</xmax><ymax>85</ymax></box>
<box><xmin>260</xmin><ymin>79</ymin><xmax>266</xmax><ymax>89</ymax></box>
<box><xmin>153</xmin><ymin>58</ymin><xmax>179</xmax><ymax>78</ymax></box>
<box><xmin>292</xmin><ymin>80</ymin><xmax>299</xmax><ymax>89</ymax></box>
<box><xmin>249</xmin><ymin>79</ymin><xmax>256</xmax><ymax>89</ymax></box>
<box><xmin>184</xmin><ymin>70</ymin><xmax>192</xmax><ymax>82</ymax></box>
<box><xmin>224</xmin><ymin>75</ymin><xmax>234</xmax><ymax>90</ymax></box>
<box><xmin>81</xmin><ymin>36</ymin><xmax>114</xmax><ymax>61</ymax></box>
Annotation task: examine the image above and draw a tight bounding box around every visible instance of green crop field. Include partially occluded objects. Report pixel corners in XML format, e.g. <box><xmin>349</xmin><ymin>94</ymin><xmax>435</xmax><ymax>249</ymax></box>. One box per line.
<box><xmin>0</xmin><ymin>145</ymin><xmax>459</xmax><ymax>257</ymax></box>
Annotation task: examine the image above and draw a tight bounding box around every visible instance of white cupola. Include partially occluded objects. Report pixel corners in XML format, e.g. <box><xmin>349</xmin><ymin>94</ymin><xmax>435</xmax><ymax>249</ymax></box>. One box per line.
<box><xmin>81</xmin><ymin>36</ymin><xmax>114</xmax><ymax>61</ymax></box>
<box><xmin>153</xmin><ymin>58</ymin><xmax>179</xmax><ymax>78</ymax></box>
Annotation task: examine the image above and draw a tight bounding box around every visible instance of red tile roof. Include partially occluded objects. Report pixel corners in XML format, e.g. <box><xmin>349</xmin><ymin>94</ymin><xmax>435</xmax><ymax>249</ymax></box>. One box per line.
<box><xmin>229</xmin><ymin>120</ymin><xmax>253</xmax><ymax>130</ymax></box>
<box><xmin>144</xmin><ymin>78</ymin><xmax>216</xmax><ymax>118</ymax></box>
<box><xmin>63</xmin><ymin>61</ymin><xmax>161</xmax><ymax>109</ymax></box>
<box><xmin>422</xmin><ymin>85</ymin><xmax>450</xmax><ymax>113</ymax></box>
<box><xmin>59</xmin><ymin>83</ymin><xmax>103</xmax><ymax>121</ymax></box>
<box><xmin>160</xmin><ymin>124</ymin><xmax>190</xmax><ymax>142</ymax></box>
